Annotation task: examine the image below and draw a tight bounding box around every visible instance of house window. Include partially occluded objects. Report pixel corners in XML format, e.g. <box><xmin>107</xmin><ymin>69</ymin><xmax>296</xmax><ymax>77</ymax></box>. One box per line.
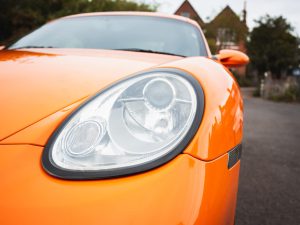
<box><xmin>216</xmin><ymin>28</ymin><xmax>237</xmax><ymax>49</ymax></box>
<box><xmin>180</xmin><ymin>12</ymin><xmax>190</xmax><ymax>18</ymax></box>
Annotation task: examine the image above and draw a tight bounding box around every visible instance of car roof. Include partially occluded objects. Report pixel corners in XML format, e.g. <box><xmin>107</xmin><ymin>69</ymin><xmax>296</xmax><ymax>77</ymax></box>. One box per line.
<box><xmin>63</xmin><ymin>11</ymin><xmax>200</xmax><ymax>28</ymax></box>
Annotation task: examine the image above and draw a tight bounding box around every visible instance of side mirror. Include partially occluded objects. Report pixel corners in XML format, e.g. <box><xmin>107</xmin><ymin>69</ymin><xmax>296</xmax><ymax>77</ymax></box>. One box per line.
<box><xmin>216</xmin><ymin>49</ymin><xmax>249</xmax><ymax>68</ymax></box>
<box><xmin>0</xmin><ymin>46</ymin><xmax>5</xmax><ymax>51</ymax></box>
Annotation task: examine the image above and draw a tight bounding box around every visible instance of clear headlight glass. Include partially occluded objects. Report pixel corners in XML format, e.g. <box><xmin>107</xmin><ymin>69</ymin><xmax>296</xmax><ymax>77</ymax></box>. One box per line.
<box><xmin>43</xmin><ymin>70</ymin><xmax>203</xmax><ymax>179</ymax></box>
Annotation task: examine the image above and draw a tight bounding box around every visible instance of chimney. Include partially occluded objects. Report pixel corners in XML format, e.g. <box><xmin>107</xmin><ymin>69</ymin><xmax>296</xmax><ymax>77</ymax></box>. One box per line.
<box><xmin>242</xmin><ymin>0</ymin><xmax>247</xmax><ymax>24</ymax></box>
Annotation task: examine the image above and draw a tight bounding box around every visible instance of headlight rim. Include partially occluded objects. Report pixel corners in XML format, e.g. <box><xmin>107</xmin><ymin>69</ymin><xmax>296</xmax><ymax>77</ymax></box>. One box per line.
<box><xmin>42</xmin><ymin>68</ymin><xmax>205</xmax><ymax>180</ymax></box>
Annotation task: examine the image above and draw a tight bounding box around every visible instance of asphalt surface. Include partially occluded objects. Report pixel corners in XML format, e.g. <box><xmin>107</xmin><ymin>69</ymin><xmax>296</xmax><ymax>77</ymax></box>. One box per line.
<box><xmin>235</xmin><ymin>88</ymin><xmax>300</xmax><ymax>225</ymax></box>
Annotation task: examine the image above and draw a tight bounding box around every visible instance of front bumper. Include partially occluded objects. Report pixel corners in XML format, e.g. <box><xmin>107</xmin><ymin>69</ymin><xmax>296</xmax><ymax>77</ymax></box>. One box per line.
<box><xmin>0</xmin><ymin>145</ymin><xmax>240</xmax><ymax>225</ymax></box>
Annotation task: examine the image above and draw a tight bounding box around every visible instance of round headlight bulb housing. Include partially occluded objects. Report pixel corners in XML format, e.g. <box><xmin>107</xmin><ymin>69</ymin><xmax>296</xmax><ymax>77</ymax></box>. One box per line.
<box><xmin>143</xmin><ymin>78</ymin><xmax>176</xmax><ymax>112</ymax></box>
<box><xmin>64</xmin><ymin>120</ymin><xmax>105</xmax><ymax>157</ymax></box>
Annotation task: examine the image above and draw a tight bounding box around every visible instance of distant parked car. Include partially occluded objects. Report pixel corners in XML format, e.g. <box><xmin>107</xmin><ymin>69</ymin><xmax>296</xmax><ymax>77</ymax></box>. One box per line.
<box><xmin>0</xmin><ymin>12</ymin><xmax>248</xmax><ymax>225</ymax></box>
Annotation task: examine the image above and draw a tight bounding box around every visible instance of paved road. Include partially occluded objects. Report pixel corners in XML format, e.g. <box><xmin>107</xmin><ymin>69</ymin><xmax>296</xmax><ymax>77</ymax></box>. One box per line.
<box><xmin>235</xmin><ymin>89</ymin><xmax>300</xmax><ymax>225</ymax></box>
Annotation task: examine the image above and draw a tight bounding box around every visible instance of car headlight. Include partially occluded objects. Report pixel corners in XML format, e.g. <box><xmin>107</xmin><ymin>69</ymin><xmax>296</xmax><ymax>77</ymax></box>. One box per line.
<box><xmin>42</xmin><ymin>69</ymin><xmax>204</xmax><ymax>180</ymax></box>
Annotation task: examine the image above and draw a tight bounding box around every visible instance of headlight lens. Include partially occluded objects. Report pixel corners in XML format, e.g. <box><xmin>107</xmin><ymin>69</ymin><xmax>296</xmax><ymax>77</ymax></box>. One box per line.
<box><xmin>42</xmin><ymin>69</ymin><xmax>204</xmax><ymax>179</ymax></box>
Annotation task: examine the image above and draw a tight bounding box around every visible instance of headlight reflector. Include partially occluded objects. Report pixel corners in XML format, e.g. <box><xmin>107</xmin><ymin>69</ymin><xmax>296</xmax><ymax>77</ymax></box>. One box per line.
<box><xmin>143</xmin><ymin>78</ymin><xmax>175</xmax><ymax>111</ymax></box>
<box><xmin>42</xmin><ymin>69</ymin><xmax>204</xmax><ymax>179</ymax></box>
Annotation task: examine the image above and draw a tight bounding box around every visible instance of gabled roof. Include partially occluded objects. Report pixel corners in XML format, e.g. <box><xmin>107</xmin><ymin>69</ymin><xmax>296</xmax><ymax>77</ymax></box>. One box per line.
<box><xmin>209</xmin><ymin>5</ymin><xmax>248</xmax><ymax>30</ymax></box>
<box><xmin>174</xmin><ymin>0</ymin><xmax>204</xmax><ymax>26</ymax></box>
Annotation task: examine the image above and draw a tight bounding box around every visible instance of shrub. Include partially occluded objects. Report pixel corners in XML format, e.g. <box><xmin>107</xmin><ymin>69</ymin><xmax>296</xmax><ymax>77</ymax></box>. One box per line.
<box><xmin>269</xmin><ymin>85</ymin><xmax>300</xmax><ymax>102</ymax></box>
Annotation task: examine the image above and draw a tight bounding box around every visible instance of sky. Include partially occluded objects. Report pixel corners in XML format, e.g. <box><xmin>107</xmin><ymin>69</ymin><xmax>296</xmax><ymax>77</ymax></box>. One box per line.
<box><xmin>136</xmin><ymin>0</ymin><xmax>300</xmax><ymax>35</ymax></box>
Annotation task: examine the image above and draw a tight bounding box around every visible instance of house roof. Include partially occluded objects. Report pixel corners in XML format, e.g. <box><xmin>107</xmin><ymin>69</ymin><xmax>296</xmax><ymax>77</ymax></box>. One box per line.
<box><xmin>209</xmin><ymin>5</ymin><xmax>248</xmax><ymax>30</ymax></box>
<box><xmin>174</xmin><ymin>0</ymin><xmax>204</xmax><ymax>26</ymax></box>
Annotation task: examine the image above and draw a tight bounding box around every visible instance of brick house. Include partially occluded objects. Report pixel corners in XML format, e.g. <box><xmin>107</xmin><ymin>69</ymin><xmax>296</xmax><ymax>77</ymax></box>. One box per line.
<box><xmin>175</xmin><ymin>0</ymin><xmax>248</xmax><ymax>76</ymax></box>
<box><xmin>174</xmin><ymin>0</ymin><xmax>205</xmax><ymax>27</ymax></box>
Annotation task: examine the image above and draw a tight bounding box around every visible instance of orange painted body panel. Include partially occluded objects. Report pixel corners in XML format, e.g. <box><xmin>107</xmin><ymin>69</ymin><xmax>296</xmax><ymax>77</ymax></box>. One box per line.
<box><xmin>158</xmin><ymin>57</ymin><xmax>243</xmax><ymax>160</ymax></box>
<box><xmin>218</xmin><ymin>49</ymin><xmax>249</xmax><ymax>68</ymax></box>
<box><xmin>0</xmin><ymin>145</ymin><xmax>239</xmax><ymax>225</ymax></box>
<box><xmin>0</xmin><ymin>54</ymin><xmax>243</xmax><ymax>161</ymax></box>
<box><xmin>0</xmin><ymin>49</ymin><xmax>181</xmax><ymax>141</ymax></box>
<box><xmin>0</xmin><ymin>12</ymin><xmax>245</xmax><ymax>225</ymax></box>
<box><xmin>0</xmin><ymin>100</ymin><xmax>84</xmax><ymax>146</ymax></box>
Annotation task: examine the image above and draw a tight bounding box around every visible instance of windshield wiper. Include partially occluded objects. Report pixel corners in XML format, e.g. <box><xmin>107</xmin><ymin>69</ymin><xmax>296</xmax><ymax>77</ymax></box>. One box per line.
<box><xmin>114</xmin><ymin>48</ymin><xmax>185</xmax><ymax>57</ymax></box>
<box><xmin>9</xmin><ymin>45</ymin><xmax>55</xmax><ymax>50</ymax></box>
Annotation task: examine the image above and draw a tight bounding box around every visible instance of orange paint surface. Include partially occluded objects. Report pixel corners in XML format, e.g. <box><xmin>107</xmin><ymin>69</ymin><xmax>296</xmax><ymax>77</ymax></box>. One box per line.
<box><xmin>0</xmin><ymin>12</ymin><xmax>247</xmax><ymax>225</ymax></box>
<box><xmin>159</xmin><ymin>57</ymin><xmax>244</xmax><ymax>160</ymax></box>
<box><xmin>0</xmin><ymin>145</ymin><xmax>240</xmax><ymax>225</ymax></box>
<box><xmin>0</xmin><ymin>49</ymin><xmax>181</xmax><ymax>141</ymax></box>
<box><xmin>0</xmin><ymin>55</ymin><xmax>243</xmax><ymax>161</ymax></box>
<box><xmin>217</xmin><ymin>49</ymin><xmax>249</xmax><ymax>68</ymax></box>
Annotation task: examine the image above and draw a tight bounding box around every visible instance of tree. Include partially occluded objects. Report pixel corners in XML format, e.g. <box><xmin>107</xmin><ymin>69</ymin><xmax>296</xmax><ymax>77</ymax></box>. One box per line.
<box><xmin>0</xmin><ymin>0</ymin><xmax>155</xmax><ymax>45</ymax></box>
<box><xmin>247</xmin><ymin>15</ymin><xmax>298</xmax><ymax>78</ymax></box>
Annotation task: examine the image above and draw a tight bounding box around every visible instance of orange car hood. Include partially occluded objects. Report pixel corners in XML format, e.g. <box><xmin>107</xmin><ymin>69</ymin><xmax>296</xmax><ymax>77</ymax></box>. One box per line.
<box><xmin>0</xmin><ymin>49</ymin><xmax>182</xmax><ymax>140</ymax></box>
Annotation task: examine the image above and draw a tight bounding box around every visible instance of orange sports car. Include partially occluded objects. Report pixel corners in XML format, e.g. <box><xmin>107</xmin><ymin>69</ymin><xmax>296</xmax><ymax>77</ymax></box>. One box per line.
<box><xmin>0</xmin><ymin>12</ymin><xmax>248</xmax><ymax>225</ymax></box>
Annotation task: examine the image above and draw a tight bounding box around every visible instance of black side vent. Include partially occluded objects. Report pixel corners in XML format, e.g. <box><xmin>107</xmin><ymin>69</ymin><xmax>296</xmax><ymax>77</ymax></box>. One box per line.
<box><xmin>228</xmin><ymin>144</ymin><xmax>242</xmax><ymax>169</ymax></box>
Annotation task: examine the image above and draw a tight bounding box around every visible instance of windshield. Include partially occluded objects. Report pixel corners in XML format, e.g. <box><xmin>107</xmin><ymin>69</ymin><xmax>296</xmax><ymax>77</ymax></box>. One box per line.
<box><xmin>9</xmin><ymin>15</ymin><xmax>207</xmax><ymax>57</ymax></box>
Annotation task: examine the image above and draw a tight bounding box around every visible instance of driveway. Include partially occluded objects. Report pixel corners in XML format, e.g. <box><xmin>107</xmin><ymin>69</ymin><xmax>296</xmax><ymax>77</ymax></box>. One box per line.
<box><xmin>235</xmin><ymin>88</ymin><xmax>300</xmax><ymax>225</ymax></box>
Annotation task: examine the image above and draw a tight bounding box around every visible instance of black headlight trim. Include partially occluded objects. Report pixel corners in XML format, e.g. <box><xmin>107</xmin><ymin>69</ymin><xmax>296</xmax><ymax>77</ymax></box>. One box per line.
<box><xmin>42</xmin><ymin>68</ymin><xmax>205</xmax><ymax>180</ymax></box>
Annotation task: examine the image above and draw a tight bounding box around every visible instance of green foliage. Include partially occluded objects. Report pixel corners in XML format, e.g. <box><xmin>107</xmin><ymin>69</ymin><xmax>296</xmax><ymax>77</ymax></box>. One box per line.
<box><xmin>235</xmin><ymin>76</ymin><xmax>253</xmax><ymax>87</ymax></box>
<box><xmin>206</xmin><ymin>38</ymin><xmax>217</xmax><ymax>54</ymax></box>
<box><xmin>269</xmin><ymin>85</ymin><xmax>300</xmax><ymax>102</ymax></box>
<box><xmin>247</xmin><ymin>15</ymin><xmax>299</xmax><ymax>79</ymax></box>
<box><xmin>0</xmin><ymin>0</ymin><xmax>155</xmax><ymax>44</ymax></box>
<box><xmin>253</xmin><ymin>86</ymin><xmax>261</xmax><ymax>97</ymax></box>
